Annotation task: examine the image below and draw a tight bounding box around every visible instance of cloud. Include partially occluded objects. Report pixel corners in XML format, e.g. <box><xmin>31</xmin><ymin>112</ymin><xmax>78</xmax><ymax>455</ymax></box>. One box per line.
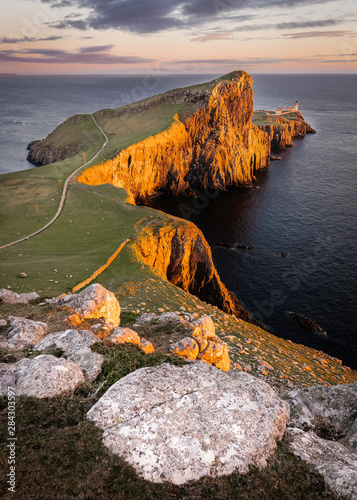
<box><xmin>38</xmin><ymin>0</ymin><xmax>338</xmax><ymax>34</ymax></box>
<box><xmin>283</xmin><ymin>30</ymin><xmax>354</xmax><ymax>39</ymax></box>
<box><xmin>0</xmin><ymin>36</ymin><xmax>63</xmax><ymax>44</ymax></box>
<box><xmin>0</xmin><ymin>46</ymin><xmax>156</xmax><ymax>65</ymax></box>
<box><xmin>191</xmin><ymin>32</ymin><xmax>234</xmax><ymax>42</ymax></box>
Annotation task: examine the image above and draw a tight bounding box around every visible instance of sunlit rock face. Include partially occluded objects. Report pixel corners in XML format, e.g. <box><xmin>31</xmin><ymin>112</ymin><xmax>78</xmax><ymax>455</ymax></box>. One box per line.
<box><xmin>258</xmin><ymin>112</ymin><xmax>316</xmax><ymax>151</ymax></box>
<box><xmin>87</xmin><ymin>362</ymin><xmax>290</xmax><ymax>485</ymax></box>
<box><xmin>78</xmin><ymin>71</ymin><xmax>271</xmax><ymax>202</ymax></box>
<box><xmin>55</xmin><ymin>284</ymin><xmax>120</xmax><ymax>327</ymax></box>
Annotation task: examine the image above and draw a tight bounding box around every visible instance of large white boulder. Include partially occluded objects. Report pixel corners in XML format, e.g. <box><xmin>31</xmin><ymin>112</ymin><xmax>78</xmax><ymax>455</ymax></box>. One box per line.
<box><xmin>35</xmin><ymin>329</ymin><xmax>104</xmax><ymax>381</ymax></box>
<box><xmin>57</xmin><ymin>284</ymin><xmax>120</xmax><ymax>327</ymax></box>
<box><xmin>87</xmin><ymin>362</ymin><xmax>289</xmax><ymax>485</ymax></box>
<box><xmin>0</xmin><ymin>355</ymin><xmax>84</xmax><ymax>398</ymax></box>
<box><xmin>0</xmin><ymin>289</ymin><xmax>27</xmax><ymax>305</ymax></box>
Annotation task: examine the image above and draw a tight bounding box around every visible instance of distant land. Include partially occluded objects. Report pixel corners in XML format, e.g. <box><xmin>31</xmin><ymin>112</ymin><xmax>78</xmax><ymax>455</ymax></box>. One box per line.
<box><xmin>0</xmin><ymin>73</ymin><xmax>16</xmax><ymax>76</ymax></box>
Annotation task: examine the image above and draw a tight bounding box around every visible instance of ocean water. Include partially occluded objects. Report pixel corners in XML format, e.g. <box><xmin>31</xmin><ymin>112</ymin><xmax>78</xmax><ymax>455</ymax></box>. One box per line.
<box><xmin>0</xmin><ymin>73</ymin><xmax>356</xmax><ymax>369</ymax></box>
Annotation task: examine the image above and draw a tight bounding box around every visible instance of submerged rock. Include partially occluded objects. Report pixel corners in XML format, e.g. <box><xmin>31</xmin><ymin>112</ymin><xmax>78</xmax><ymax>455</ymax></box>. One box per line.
<box><xmin>87</xmin><ymin>362</ymin><xmax>289</xmax><ymax>485</ymax></box>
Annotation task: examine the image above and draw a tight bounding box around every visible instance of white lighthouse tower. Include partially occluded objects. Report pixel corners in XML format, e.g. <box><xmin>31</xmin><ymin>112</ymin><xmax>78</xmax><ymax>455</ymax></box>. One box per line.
<box><xmin>294</xmin><ymin>101</ymin><xmax>299</xmax><ymax>111</ymax></box>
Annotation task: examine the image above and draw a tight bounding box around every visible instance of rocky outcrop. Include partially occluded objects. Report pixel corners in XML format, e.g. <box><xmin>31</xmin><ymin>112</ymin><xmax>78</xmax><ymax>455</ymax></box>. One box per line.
<box><xmin>0</xmin><ymin>316</ymin><xmax>48</xmax><ymax>349</ymax></box>
<box><xmin>107</xmin><ymin>327</ymin><xmax>141</xmax><ymax>347</ymax></box>
<box><xmin>0</xmin><ymin>355</ymin><xmax>85</xmax><ymax>397</ymax></box>
<box><xmin>258</xmin><ymin>113</ymin><xmax>316</xmax><ymax>151</ymax></box>
<box><xmin>285</xmin><ymin>428</ymin><xmax>357</xmax><ymax>499</ymax></box>
<box><xmin>132</xmin><ymin>220</ymin><xmax>251</xmax><ymax>320</ymax></box>
<box><xmin>35</xmin><ymin>329</ymin><xmax>104</xmax><ymax>381</ymax></box>
<box><xmin>283</xmin><ymin>382</ymin><xmax>357</xmax><ymax>499</ymax></box>
<box><xmin>53</xmin><ymin>283</ymin><xmax>120</xmax><ymax>327</ymax></box>
<box><xmin>87</xmin><ymin>362</ymin><xmax>290</xmax><ymax>485</ymax></box>
<box><xmin>78</xmin><ymin>71</ymin><xmax>271</xmax><ymax>202</ymax></box>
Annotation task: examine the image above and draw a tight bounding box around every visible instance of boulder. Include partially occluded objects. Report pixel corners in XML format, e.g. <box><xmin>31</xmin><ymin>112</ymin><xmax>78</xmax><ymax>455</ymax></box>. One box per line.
<box><xmin>5</xmin><ymin>316</ymin><xmax>48</xmax><ymax>349</ymax></box>
<box><xmin>0</xmin><ymin>289</ymin><xmax>27</xmax><ymax>305</ymax></box>
<box><xmin>91</xmin><ymin>323</ymin><xmax>112</xmax><ymax>339</ymax></box>
<box><xmin>140</xmin><ymin>338</ymin><xmax>155</xmax><ymax>354</ymax></box>
<box><xmin>57</xmin><ymin>284</ymin><xmax>120</xmax><ymax>327</ymax></box>
<box><xmin>197</xmin><ymin>339</ymin><xmax>230</xmax><ymax>371</ymax></box>
<box><xmin>133</xmin><ymin>313</ymin><xmax>157</xmax><ymax>327</ymax></box>
<box><xmin>282</xmin><ymin>381</ymin><xmax>357</xmax><ymax>448</ymax></box>
<box><xmin>0</xmin><ymin>355</ymin><xmax>85</xmax><ymax>398</ymax></box>
<box><xmin>285</xmin><ymin>427</ymin><xmax>357</xmax><ymax>499</ymax></box>
<box><xmin>192</xmin><ymin>315</ymin><xmax>217</xmax><ymax>341</ymax></box>
<box><xmin>171</xmin><ymin>337</ymin><xmax>199</xmax><ymax>360</ymax></box>
<box><xmin>87</xmin><ymin>362</ymin><xmax>289</xmax><ymax>485</ymax></box>
<box><xmin>35</xmin><ymin>329</ymin><xmax>104</xmax><ymax>381</ymax></box>
<box><xmin>21</xmin><ymin>292</ymin><xmax>40</xmax><ymax>302</ymax></box>
<box><xmin>108</xmin><ymin>327</ymin><xmax>141</xmax><ymax>347</ymax></box>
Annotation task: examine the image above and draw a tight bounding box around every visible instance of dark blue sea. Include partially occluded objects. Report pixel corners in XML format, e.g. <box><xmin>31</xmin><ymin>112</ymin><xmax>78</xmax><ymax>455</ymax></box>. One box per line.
<box><xmin>1</xmin><ymin>73</ymin><xmax>356</xmax><ymax>369</ymax></box>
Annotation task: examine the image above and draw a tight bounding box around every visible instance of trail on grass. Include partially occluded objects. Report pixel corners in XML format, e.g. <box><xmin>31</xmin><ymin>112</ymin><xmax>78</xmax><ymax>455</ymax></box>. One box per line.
<box><xmin>0</xmin><ymin>114</ymin><xmax>108</xmax><ymax>250</ymax></box>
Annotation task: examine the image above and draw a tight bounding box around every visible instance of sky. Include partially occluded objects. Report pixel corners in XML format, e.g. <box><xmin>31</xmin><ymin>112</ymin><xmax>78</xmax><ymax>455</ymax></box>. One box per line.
<box><xmin>0</xmin><ymin>0</ymin><xmax>356</xmax><ymax>74</ymax></box>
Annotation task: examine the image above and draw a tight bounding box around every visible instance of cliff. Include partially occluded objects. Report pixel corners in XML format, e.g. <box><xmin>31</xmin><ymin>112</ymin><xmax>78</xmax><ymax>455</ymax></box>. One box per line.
<box><xmin>77</xmin><ymin>72</ymin><xmax>271</xmax><ymax>202</ymax></box>
<box><xmin>131</xmin><ymin>218</ymin><xmax>251</xmax><ymax>320</ymax></box>
<box><xmin>255</xmin><ymin>111</ymin><xmax>316</xmax><ymax>151</ymax></box>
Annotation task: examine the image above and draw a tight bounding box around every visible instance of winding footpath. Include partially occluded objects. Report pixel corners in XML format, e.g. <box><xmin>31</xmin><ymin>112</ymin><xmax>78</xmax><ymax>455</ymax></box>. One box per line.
<box><xmin>0</xmin><ymin>114</ymin><xmax>108</xmax><ymax>250</ymax></box>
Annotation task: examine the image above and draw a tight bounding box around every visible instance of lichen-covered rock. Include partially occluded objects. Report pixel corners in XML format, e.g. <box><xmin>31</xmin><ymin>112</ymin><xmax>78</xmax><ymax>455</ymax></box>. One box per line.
<box><xmin>171</xmin><ymin>337</ymin><xmax>199</xmax><ymax>360</ymax></box>
<box><xmin>108</xmin><ymin>327</ymin><xmax>141</xmax><ymax>347</ymax></box>
<box><xmin>192</xmin><ymin>315</ymin><xmax>217</xmax><ymax>341</ymax></box>
<box><xmin>0</xmin><ymin>355</ymin><xmax>84</xmax><ymax>398</ymax></box>
<box><xmin>0</xmin><ymin>289</ymin><xmax>27</xmax><ymax>305</ymax></box>
<box><xmin>140</xmin><ymin>338</ymin><xmax>154</xmax><ymax>354</ymax></box>
<box><xmin>57</xmin><ymin>284</ymin><xmax>120</xmax><ymax>327</ymax></box>
<box><xmin>91</xmin><ymin>323</ymin><xmax>112</xmax><ymax>339</ymax></box>
<box><xmin>197</xmin><ymin>339</ymin><xmax>230</xmax><ymax>371</ymax></box>
<box><xmin>282</xmin><ymin>381</ymin><xmax>357</xmax><ymax>449</ymax></box>
<box><xmin>0</xmin><ymin>363</ymin><xmax>16</xmax><ymax>394</ymax></box>
<box><xmin>5</xmin><ymin>316</ymin><xmax>48</xmax><ymax>349</ymax></box>
<box><xmin>285</xmin><ymin>427</ymin><xmax>357</xmax><ymax>499</ymax></box>
<box><xmin>87</xmin><ymin>362</ymin><xmax>290</xmax><ymax>485</ymax></box>
<box><xmin>35</xmin><ymin>329</ymin><xmax>104</xmax><ymax>381</ymax></box>
<box><xmin>133</xmin><ymin>313</ymin><xmax>157</xmax><ymax>327</ymax></box>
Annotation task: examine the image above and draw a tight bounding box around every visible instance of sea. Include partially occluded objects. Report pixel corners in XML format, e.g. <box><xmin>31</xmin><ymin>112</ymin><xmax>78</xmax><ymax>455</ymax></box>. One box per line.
<box><xmin>0</xmin><ymin>73</ymin><xmax>356</xmax><ymax>370</ymax></box>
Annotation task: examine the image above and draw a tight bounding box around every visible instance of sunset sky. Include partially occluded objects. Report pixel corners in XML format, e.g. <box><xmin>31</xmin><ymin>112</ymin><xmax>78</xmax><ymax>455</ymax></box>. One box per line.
<box><xmin>0</xmin><ymin>0</ymin><xmax>356</xmax><ymax>74</ymax></box>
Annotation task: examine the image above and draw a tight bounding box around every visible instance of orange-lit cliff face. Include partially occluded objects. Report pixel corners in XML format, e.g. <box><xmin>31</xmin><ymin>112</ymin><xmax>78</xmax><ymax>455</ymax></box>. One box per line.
<box><xmin>78</xmin><ymin>72</ymin><xmax>271</xmax><ymax>202</ymax></box>
<box><xmin>258</xmin><ymin>113</ymin><xmax>316</xmax><ymax>150</ymax></box>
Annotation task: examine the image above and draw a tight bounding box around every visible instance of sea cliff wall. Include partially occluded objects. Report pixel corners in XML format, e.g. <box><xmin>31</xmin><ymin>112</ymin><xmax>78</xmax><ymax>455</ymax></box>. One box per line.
<box><xmin>131</xmin><ymin>219</ymin><xmax>251</xmax><ymax>321</ymax></box>
<box><xmin>78</xmin><ymin>72</ymin><xmax>271</xmax><ymax>202</ymax></box>
<box><xmin>258</xmin><ymin>113</ymin><xmax>316</xmax><ymax>150</ymax></box>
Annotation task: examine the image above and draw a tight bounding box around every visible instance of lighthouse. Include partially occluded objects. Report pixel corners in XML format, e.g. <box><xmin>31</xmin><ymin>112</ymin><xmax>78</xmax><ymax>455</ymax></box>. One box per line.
<box><xmin>294</xmin><ymin>101</ymin><xmax>299</xmax><ymax>111</ymax></box>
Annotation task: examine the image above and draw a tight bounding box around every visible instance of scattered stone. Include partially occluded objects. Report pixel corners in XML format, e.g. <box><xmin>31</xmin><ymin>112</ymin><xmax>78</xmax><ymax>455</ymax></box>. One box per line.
<box><xmin>0</xmin><ymin>289</ymin><xmax>27</xmax><ymax>305</ymax></box>
<box><xmin>19</xmin><ymin>272</ymin><xmax>28</xmax><ymax>278</ymax></box>
<box><xmin>87</xmin><ymin>362</ymin><xmax>290</xmax><ymax>485</ymax></box>
<box><xmin>140</xmin><ymin>338</ymin><xmax>155</xmax><ymax>354</ymax></box>
<box><xmin>35</xmin><ymin>329</ymin><xmax>104</xmax><ymax>381</ymax></box>
<box><xmin>0</xmin><ymin>355</ymin><xmax>84</xmax><ymax>398</ymax></box>
<box><xmin>108</xmin><ymin>327</ymin><xmax>141</xmax><ymax>347</ymax></box>
<box><xmin>6</xmin><ymin>316</ymin><xmax>48</xmax><ymax>349</ymax></box>
<box><xmin>285</xmin><ymin>427</ymin><xmax>357</xmax><ymax>499</ymax></box>
<box><xmin>55</xmin><ymin>284</ymin><xmax>120</xmax><ymax>327</ymax></box>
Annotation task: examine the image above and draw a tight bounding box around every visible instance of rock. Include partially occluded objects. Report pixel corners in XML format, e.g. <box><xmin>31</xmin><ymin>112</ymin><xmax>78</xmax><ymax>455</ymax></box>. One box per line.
<box><xmin>0</xmin><ymin>319</ymin><xmax>7</xmax><ymax>328</ymax></box>
<box><xmin>6</xmin><ymin>316</ymin><xmax>48</xmax><ymax>349</ymax></box>
<box><xmin>282</xmin><ymin>381</ymin><xmax>357</xmax><ymax>449</ymax></box>
<box><xmin>56</xmin><ymin>284</ymin><xmax>120</xmax><ymax>327</ymax></box>
<box><xmin>108</xmin><ymin>327</ymin><xmax>141</xmax><ymax>347</ymax></box>
<box><xmin>0</xmin><ymin>355</ymin><xmax>84</xmax><ymax>398</ymax></box>
<box><xmin>197</xmin><ymin>339</ymin><xmax>230</xmax><ymax>371</ymax></box>
<box><xmin>140</xmin><ymin>338</ymin><xmax>155</xmax><ymax>354</ymax></box>
<box><xmin>171</xmin><ymin>337</ymin><xmax>199</xmax><ymax>359</ymax></box>
<box><xmin>0</xmin><ymin>364</ymin><xmax>16</xmax><ymax>394</ymax></box>
<box><xmin>87</xmin><ymin>362</ymin><xmax>289</xmax><ymax>485</ymax></box>
<box><xmin>35</xmin><ymin>329</ymin><xmax>104</xmax><ymax>381</ymax></box>
<box><xmin>285</xmin><ymin>427</ymin><xmax>357</xmax><ymax>499</ymax></box>
<box><xmin>133</xmin><ymin>313</ymin><xmax>157</xmax><ymax>327</ymax></box>
<box><xmin>157</xmin><ymin>312</ymin><xmax>187</xmax><ymax>327</ymax></box>
<box><xmin>287</xmin><ymin>312</ymin><xmax>325</xmax><ymax>333</ymax></box>
<box><xmin>0</xmin><ymin>289</ymin><xmax>27</xmax><ymax>305</ymax></box>
<box><xmin>20</xmin><ymin>292</ymin><xmax>40</xmax><ymax>302</ymax></box>
<box><xmin>91</xmin><ymin>323</ymin><xmax>112</xmax><ymax>339</ymax></box>
<box><xmin>19</xmin><ymin>272</ymin><xmax>28</xmax><ymax>278</ymax></box>
<box><xmin>192</xmin><ymin>315</ymin><xmax>217</xmax><ymax>341</ymax></box>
